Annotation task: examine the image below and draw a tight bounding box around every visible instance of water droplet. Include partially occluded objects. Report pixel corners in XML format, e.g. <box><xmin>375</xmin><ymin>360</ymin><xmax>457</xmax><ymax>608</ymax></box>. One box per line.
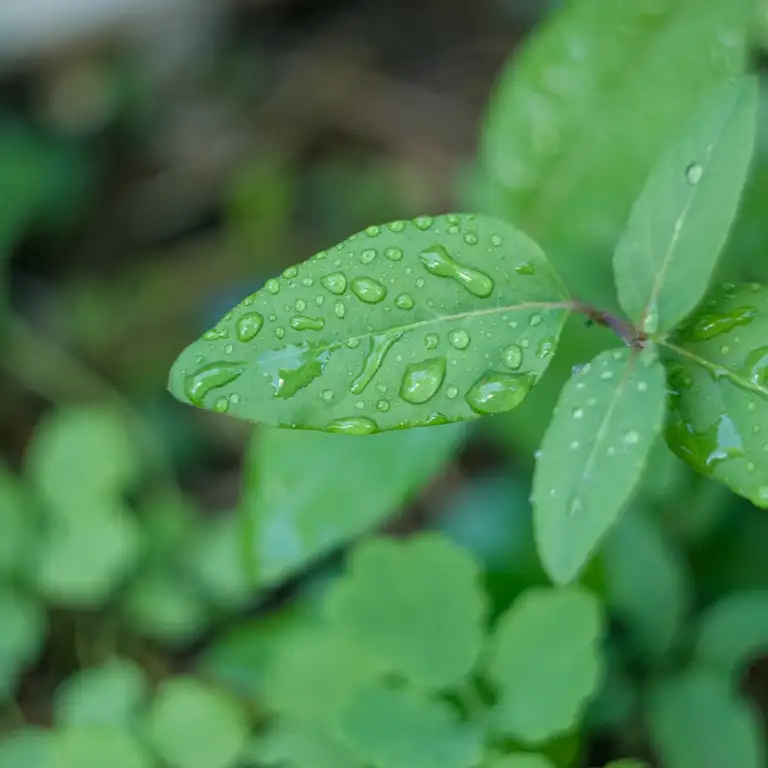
<box><xmin>570</xmin><ymin>440</ymin><xmax>580</xmax><ymax>450</ymax></box>
<box><xmin>265</xmin><ymin>279</ymin><xmax>280</xmax><ymax>294</ymax></box>
<box><xmin>759</xmin><ymin>487</ymin><xmax>768</xmax><ymax>505</ymax></box>
<box><xmin>295</xmin><ymin>299</ymin><xmax>307</xmax><ymax>312</ymax></box>
<box><xmin>502</xmin><ymin>344</ymin><xmax>523</xmax><ymax>370</ymax></box>
<box><xmin>685</xmin><ymin>162</ymin><xmax>703</xmax><ymax>185</ymax></box>
<box><xmin>386</xmin><ymin>247</ymin><xmax>403</xmax><ymax>261</ymax></box>
<box><xmin>537</xmin><ymin>338</ymin><xmax>555</xmax><ymax>359</ymax></box>
<box><xmin>395</xmin><ymin>293</ymin><xmax>415</xmax><ymax>310</ymax></box>
<box><xmin>528</xmin><ymin>314</ymin><xmax>543</xmax><ymax>327</ymax></box>
<box><xmin>350</xmin><ymin>330</ymin><xmax>403</xmax><ymax>394</ymax></box>
<box><xmin>212</xmin><ymin>396</ymin><xmax>229</xmax><ymax>413</ymax></box>
<box><xmin>624</xmin><ymin>431</ymin><xmax>640</xmax><ymax>445</ymax></box>
<box><xmin>446</xmin><ymin>214</ymin><xmax>461</xmax><ymax>225</ymax></box>
<box><xmin>376</xmin><ymin>399</ymin><xmax>390</xmax><ymax>412</ymax></box>
<box><xmin>573</xmin><ymin>407</ymin><xmax>584</xmax><ymax>419</ymax></box>
<box><xmin>260</xmin><ymin>342</ymin><xmax>332</xmax><ymax>399</ymax></box>
<box><xmin>301</xmin><ymin>277</ymin><xmax>314</xmax><ymax>287</ymax></box>
<box><xmin>413</xmin><ymin>215</ymin><xmax>434</xmax><ymax>231</ymax></box>
<box><xmin>463</xmin><ymin>233</ymin><xmax>478</xmax><ymax>245</ymax></box>
<box><xmin>326</xmin><ymin>417</ymin><xmax>378</xmax><ymax>435</ymax></box>
<box><xmin>195</xmin><ymin>354</ymin><xmax>205</xmax><ymax>364</ymax></box>
<box><xmin>312</xmin><ymin>250</ymin><xmax>327</xmax><ymax>261</ymax></box>
<box><xmin>600</xmin><ymin>370</ymin><xmax>614</xmax><ymax>380</ymax></box>
<box><xmin>425</xmin><ymin>333</ymin><xmax>439</xmax><ymax>350</ymax></box>
<box><xmin>224</xmin><ymin>343</ymin><xmax>234</xmax><ymax>354</ymax></box>
<box><xmin>449</xmin><ymin>329</ymin><xmax>470</xmax><ymax>350</ymax></box>
<box><xmin>290</xmin><ymin>314</ymin><xmax>325</xmax><ymax>331</ymax></box>
<box><xmin>400</xmin><ymin>358</ymin><xmax>447</xmax><ymax>404</ymax></box>
<box><xmin>334</xmin><ymin>300</ymin><xmax>346</xmax><ymax>319</ymax></box>
<box><xmin>283</xmin><ymin>266</ymin><xmax>298</xmax><ymax>279</ymax></box>
<box><xmin>274</xmin><ymin>327</ymin><xmax>285</xmax><ymax>339</ymax></box>
<box><xmin>419</xmin><ymin>244</ymin><xmax>494</xmax><ymax>298</ymax></box>
<box><xmin>747</xmin><ymin>461</ymin><xmax>756</xmax><ymax>474</ymax></box>
<box><xmin>447</xmin><ymin>225</ymin><xmax>460</xmax><ymax>235</ymax></box>
<box><xmin>748</xmin><ymin>402</ymin><xmax>757</xmax><ymax>413</ymax></box>
<box><xmin>465</xmin><ymin>370</ymin><xmax>533</xmax><ymax>414</ymax></box>
<box><xmin>515</xmin><ymin>261</ymin><xmax>536</xmax><ymax>276</ymax></box>
<box><xmin>321</xmin><ymin>389</ymin><xmax>333</xmax><ymax>401</ymax></box>
<box><xmin>351</xmin><ymin>277</ymin><xmax>387</xmax><ymax>304</ymax></box>
<box><xmin>365</xmin><ymin>225</ymin><xmax>381</xmax><ymax>238</ymax></box>
<box><xmin>685</xmin><ymin>306</ymin><xmax>756</xmax><ymax>341</ymax></box>
<box><xmin>203</xmin><ymin>326</ymin><xmax>229</xmax><ymax>341</ymax></box>
<box><xmin>637</xmin><ymin>381</ymin><xmax>648</xmax><ymax>392</ymax></box>
<box><xmin>346</xmin><ymin>339</ymin><xmax>360</xmax><ymax>349</ymax></box>
<box><xmin>387</xmin><ymin>220</ymin><xmax>405</xmax><ymax>233</ymax></box>
<box><xmin>360</xmin><ymin>248</ymin><xmax>377</xmax><ymax>264</ymax></box>
<box><xmin>446</xmin><ymin>385</ymin><xmax>459</xmax><ymax>399</ymax></box>
<box><xmin>742</xmin><ymin>346</ymin><xmax>768</xmax><ymax>390</ymax></box>
<box><xmin>321</xmin><ymin>272</ymin><xmax>347</xmax><ymax>295</ymax></box>
<box><xmin>184</xmin><ymin>362</ymin><xmax>244</xmax><ymax>407</ymax></box>
<box><xmin>490</xmin><ymin>234</ymin><xmax>502</xmax><ymax>246</ymax></box>
<box><xmin>316</xmin><ymin>295</ymin><xmax>325</xmax><ymax>306</ymax></box>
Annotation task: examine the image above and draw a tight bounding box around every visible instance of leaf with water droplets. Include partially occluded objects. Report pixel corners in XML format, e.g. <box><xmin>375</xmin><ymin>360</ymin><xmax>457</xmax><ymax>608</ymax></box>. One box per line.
<box><xmin>613</xmin><ymin>76</ymin><xmax>757</xmax><ymax>332</ymax></box>
<box><xmin>663</xmin><ymin>283</ymin><xmax>768</xmax><ymax>508</ymax></box>
<box><xmin>533</xmin><ymin>348</ymin><xmax>667</xmax><ymax>585</ymax></box>
<box><xmin>168</xmin><ymin>214</ymin><xmax>570</xmax><ymax>433</ymax></box>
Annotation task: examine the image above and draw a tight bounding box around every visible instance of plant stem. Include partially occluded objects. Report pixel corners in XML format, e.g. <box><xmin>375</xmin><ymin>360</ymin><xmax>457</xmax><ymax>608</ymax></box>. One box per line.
<box><xmin>571</xmin><ymin>299</ymin><xmax>646</xmax><ymax>347</ymax></box>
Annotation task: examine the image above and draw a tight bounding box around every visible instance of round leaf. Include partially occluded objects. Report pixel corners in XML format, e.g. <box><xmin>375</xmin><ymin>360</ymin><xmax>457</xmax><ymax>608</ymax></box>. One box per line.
<box><xmin>144</xmin><ymin>677</ymin><xmax>248</xmax><ymax>768</ymax></box>
<box><xmin>485</xmin><ymin>586</ymin><xmax>604</xmax><ymax>744</ymax></box>
<box><xmin>664</xmin><ymin>282</ymin><xmax>768</xmax><ymax>507</ymax></box>
<box><xmin>52</xmin><ymin>726</ymin><xmax>152</xmax><ymax>768</ymax></box>
<box><xmin>336</xmin><ymin>683</ymin><xmax>482</xmax><ymax>768</ymax></box>
<box><xmin>325</xmin><ymin>534</ymin><xmax>486</xmax><ymax>689</ymax></box>
<box><xmin>533</xmin><ymin>348</ymin><xmax>667</xmax><ymax>584</ymax></box>
<box><xmin>168</xmin><ymin>214</ymin><xmax>570</xmax><ymax>433</ymax></box>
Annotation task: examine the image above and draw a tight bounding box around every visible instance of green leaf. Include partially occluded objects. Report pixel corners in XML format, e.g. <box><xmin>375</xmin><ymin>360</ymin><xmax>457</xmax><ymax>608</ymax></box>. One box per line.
<box><xmin>477</xmin><ymin>0</ymin><xmax>754</xmax><ymax>305</ymax></box>
<box><xmin>0</xmin><ymin>728</ymin><xmax>53</xmax><ymax>768</ymax></box>
<box><xmin>693</xmin><ymin>590</ymin><xmax>768</xmax><ymax>681</ymax></box>
<box><xmin>664</xmin><ymin>282</ymin><xmax>768</xmax><ymax>507</ymax></box>
<box><xmin>485</xmin><ymin>586</ymin><xmax>603</xmax><ymax>744</ymax></box>
<box><xmin>647</xmin><ymin>669</ymin><xmax>765</xmax><ymax>768</ymax></box>
<box><xmin>53</xmin><ymin>658</ymin><xmax>149</xmax><ymax>728</ymax></box>
<box><xmin>603</xmin><ymin>506</ymin><xmax>690</xmax><ymax>659</ymax></box>
<box><xmin>52</xmin><ymin>726</ymin><xmax>152</xmax><ymax>768</ymax></box>
<box><xmin>325</xmin><ymin>534</ymin><xmax>486</xmax><ymax>689</ymax></box>
<box><xmin>336</xmin><ymin>682</ymin><xmax>482</xmax><ymax>768</ymax></box>
<box><xmin>144</xmin><ymin>677</ymin><xmax>248</xmax><ymax>768</ymax></box>
<box><xmin>533</xmin><ymin>348</ymin><xmax>667</xmax><ymax>584</ymax></box>
<box><xmin>168</xmin><ymin>214</ymin><xmax>570</xmax><ymax>432</ymax></box>
<box><xmin>0</xmin><ymin>464</ymin><xmax>35</xmax><ymax>578</ymax></box>
<box><xmin>242</xmin><ymin>423</ymin><xmax>466</xmax><ymax>586</ymax></box>
<box><xmin>598</xmin><ymin>762</ymin><xmax>648</xmax><ymax>768</ymax></box>
<box><xmin>0</xmin><ymin>587</ymin><xmax>46</xmax><ymax>698</ymax></box>
<box><xmin>486</xmin><ymin>756</ymin><xmax>555</xmax><ymax>768</ymax></box>
<box><xmin>252</xmin><ymin>722</ymin><xmax>361</xmax><ymax>768</ymax></box>
<box><xmin>614</xmin><ymin>76</ymin><xmax>758</xmax><ymax>332</ymax></box>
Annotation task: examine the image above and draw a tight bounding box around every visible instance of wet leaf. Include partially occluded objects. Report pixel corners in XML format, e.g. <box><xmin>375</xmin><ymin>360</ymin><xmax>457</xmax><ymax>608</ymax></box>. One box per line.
<box><xmin>614</xmin><ymin>76</ymin><xmax>758</xmax><ymax>332</ymax></box>
<box><xmin>336</xmin><ymin>682</ymin><xmax>482</xmax><ymax>768</ymax></box>
<box><xmin>477</xmin><ymin>0</ymin><xmax>754</xmax><ymax>305</ymax></box>
<box><xmin>52</xmin><ymin>727</ymin><xmax>152</xmax><ymax>768</ymax></box>
<box><xmin>647</xmin><ymin>670</ymin><xmax>764</xmax><ymax>768</ymax></box>
<box><xmin>693</xmin><ymin>590</ymin><xmax>768</xmax><ymax>681</ymax></box>
<box><xmin>664</xmin><ymin>282</ymin><xmax>768</xmax><ymax>507</ymax></box>
<box><xmin>485</xmin><ymin>586</ymin><xmax>603</xmax><ymax>744</ymax></box>
<box><xmin>325</xmin><ymin>535</ymin><xmax>486</xmax><ymax>689</ymax></box>
<box><xmin>533</xmin><ymin>348</ymin><xmax>667</xmax><ymax>584</ymax></box>
<box><xmin>169</xmin><ymin>214</ymin><xmax>569</xmax><ymax>433</ymax></box>
<box><xmin>242</xmin><ymin>423</ymin><xmax>466</xmax><ymax>586</ymax></box>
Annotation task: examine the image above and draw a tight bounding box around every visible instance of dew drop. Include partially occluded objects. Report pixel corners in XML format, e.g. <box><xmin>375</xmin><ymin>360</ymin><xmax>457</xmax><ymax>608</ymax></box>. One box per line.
<box><xmin>446</xmin><ymin>385</ymin><xmax>459</xmax><ymax>399</ymax></box>
<box><xmin>413</xmin><ymin>215</ymin><xmax>434</xmax><ymax>231</ymax></box>
<box><xmin>448</xmin><ymin>329</ymin><xmax>470</xmax><ymax>350</ymax></box>
<box><xmin>321</xmin><ymin>389</ymin><xmax>333</xmax><ymax>401</ymax></box>
<box><xmin>742</xmin><ymin>346</ymin><xmax>768</xmax><ymax>389</ymax></box>
<box><xmin>425</xmin><ymin>333</ymin><xmax>439</xmax><ymax>350</ymax></box>
<box><xmin>573</xmin><ymin>407</ymin><xmax>584</xmax><ymax>419</ymax></box>
<box><xmin>351</xmin><ymin>277</ymin><xmax>387</xmax><ymax>304</ymax></box>
<box><xmin>528</xmin><ymin>314</ymin><xmax>543</xmax><ymax>327</ymax></box>
<box><xmin>400</xmin><ymin>358</ymin><xmax>447</xmax><ymax>404</ymax></box>
<box><xmin>759</xmin><ymin>486</ymin><xmax>768</xmax><ymax>505</ymax></box>
<box><xmin>203</xmin><ymin>326</ymin><xmax>229</xmax><ymax>341</ymax></box>
<box><xmin>637</xmin><ymin>381</ymin><xmax>648</xmax><ymax>392</ymax></box>
<box><xmin>265</xmin><ymin>278</ymin><xmax>280</xmax><ymax>294</ymax></box>
<box><xmin>624</xmin><ymin>431</ymin><xmax>640</xmax><ymax>445</ymax></box>
<box><xmin>274</xmin><ymin>327</ymin><xmax>285</xmax><ymax>339</ymax></box>
<box><xmin>184</xmin><ymin>362</ymin><xmax>244</xmax><ymax>407</ymax></box>
<box><xmin>376</xmin><ymin>399</ymin><xmax>390</xmax><ymax>412</ymax></box>
<box><xmin>685</xmin><ymin>162</ymin><xmax>703</xmax><ymax>185</ymax></box>
<box><xmin>326</xmin><ymin>417</ymin><xmax>378</xmax><ymax>435</ymax></box>
<box><xmin>365</xmin><ymin>225</ymin><xmax>381</xmax><ymax>238</ymax></box>
<box><xmin>515</xmin><ymin>261</ymin><xmax>536</xmax><ymax>276</ymax></box>
<box><xmin>283</xmin><ymin>266</ymin><xmax>298</xmax><ymax>279</ymax></box>
<box><xmin>350</xmin><ymin>330</ymin><xmax>403</xmax><ymax>394</ymax></box>
<box><xmin>387</xmin><ymin>220</ymin><xmax>405</xmax><ymax>233</ymax></box>
<box><xmin>301</xmin><ymin>277</ymin><xmax>314</xmax><ymax>287</ymax></box>
<box><xmin>212</xmin><ymin>396</ymin><xmax>229</xmax><ymax>414</ymax></box>
<box><xmin>490</xmin><ymin>234</ymin><xmax>502</xmax><ymax>246</ymax></box>
<box><xmin>334</xmin><ymin>300</ymin><xmax>346</xmax><ymax>318</ymax></box>
<box><xmin>502</xmin><ymin>344</ymin><xmax>523</xmax><ymax>370</ymax></box>
<box><xmin>537</xmin><ymin>338</ymin><xmax>555</xmax><ymax>359</ymax></box>
<box><xmin>294</xmin><ymin>299</ymin><xmax>307</xmax><ymax>312</ymax></box>
<box><xmin>600</xmin><ymin>370</ymin><xmax>614</xmax><ymax>381</ymax></box>
<box><xmin>686</xmin><ymin>306</ymin><xmax>755</xmax><ymax>341</ymax></box>
<box><xmin>395</xmin><ymin>293</ymin><xmax>415</xmax><ymax>310</ymax></box>
<box><xmin>463</xmin><ymin>233</ymin><xmax>478</xmax><ymax>245</ymax></box>
<box><xmin>419</xmin><ymin>244</ymin><xmax>494</xmax><ymax>298</ymax></box>
<box><xmin>321</xmin><ymin>272</ymin><xmax>347</xmax><ymax>295</ymax></box>
<box><xmin>346</xmin><ymin>339</ymin><xmax>360</xmax><ymax>349</ymax></box>
<box><xmin>465</xmin><ymin>370</ymin><xmax>533</xmax><ymax>415</ymax></box>
<box><xmin>360</xmin><ymin>248</ymin><xmax>377</xmax><ymax>264</ymax></box>
<box><xmin>570</xmin><ymin>440</ymin><xmax>580</xmax><ymax>450</ymax></box>
<box><xmin>289</xmin><ymin>314</ymin><xmax>325</xmax><ymax>331</ymax></box>
<box><xmin>386</xmin><ymin>247</ymin><xmax>403</xmax><ymax>261</ymax></box>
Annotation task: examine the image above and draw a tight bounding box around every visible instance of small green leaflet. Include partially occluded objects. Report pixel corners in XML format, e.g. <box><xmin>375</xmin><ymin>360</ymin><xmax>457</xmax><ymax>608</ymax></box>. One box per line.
<box><xmin>664</xmin><ymin>283</ymin><xmax>768</xmax><ymax>507</ymax></box>
<box><xmin>613</xmin><ymin>76</ymin><xmax>758</xmax><ymax>332</ymax></box>
<box><xmin>53</xmin><ymin>727</ymin><xmax>152</xmax><ymax>768</ymax></box>
<box><xmin>533</xmin><ymin>348</ymin><xmax>667</xmax><ymax>585</ymax></box>
<box><xmin>168</xmin><ymin>214</ymin><xmax>570</xmax><ymax>433</ymax></box>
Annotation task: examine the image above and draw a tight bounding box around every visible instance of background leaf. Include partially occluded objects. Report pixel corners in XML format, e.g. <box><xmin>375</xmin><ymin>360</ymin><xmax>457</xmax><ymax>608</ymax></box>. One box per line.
<box><xmin>613</xmin><ymin>76</ymin><xmax>757</xmax><ymax>332</ymax></box>
<box><xmin>52</xmin><ymin>726</ymin><xmax>152</xmax><ymax>768</ymax></box>
<box><xmin>325</xmin><ymin>535</ymin><xmax>486</xmax><ymax>690</ymax></box>
<box><xmin>487</xmin><ymin>756</ymin><xmax>555</xmax><ymax>768</ymax></box>
<box><xmin>647</xmin><ymin>669</ymin><xmax>765</xmax><ymax>768</ymax></box>
<box><xmin>485</xmin><ymin>586</ymin><xmax>603</xmax><ymax>744</ymax></box>
<box><xmin>0</xmin><ymin>587</ymin><xmax>46</xmax><ymax>698</ymax></box>
<box><xmin>252</xmin><ymin>722</ymin><xmax>361</xmax><ymax>768</ymax></box>
<box><xmin>664</xmin><ymin>282</ymin><xmax>768</xmax><ymax>507</ymax></box>
<box><xmin>169</xmin><ymin>214</ymin><xmax>570</xmax><ymax>432</ymax></box>
<box><xmin>0</xmin><ymin>728</ymin><xmax>53</xmax><ymax>768</ymax></box>
<box><xmin>533</xmin><ymin>348</ymin><xmax>667</xmax><ymax>584</ymax></box>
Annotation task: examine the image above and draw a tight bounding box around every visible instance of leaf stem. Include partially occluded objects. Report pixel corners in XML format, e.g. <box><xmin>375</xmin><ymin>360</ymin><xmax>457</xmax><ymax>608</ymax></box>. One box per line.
<box><xmin>571</xmin><ymin>299</ymin><xmax>647</xmax><ymax>347</ymax></box>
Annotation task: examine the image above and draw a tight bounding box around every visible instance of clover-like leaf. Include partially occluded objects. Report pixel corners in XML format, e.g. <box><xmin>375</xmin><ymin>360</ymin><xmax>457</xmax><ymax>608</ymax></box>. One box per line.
<box><xmin>168</xmin><ymin>214</ymin><xmax>570</xmax><ymax>433</ymax></box>
<box><xmin>533</xmin><ymin>348</ymin><xmax>667</xmax><ymax>584</ymax></box>
<box><xmin>0</xmin><ymin>728</ymin><xmax>53</xmax><ymax>768</ymax></box>
<box><xmin>242</xmin><ymin>422</ymin><xmax>466</xmax><ymax>586</ymax></box>
<box><xmin>336</xmin><ymin>682</ymin><xmax>482</xmax><ymax>768</ymax></box>
<box><xmin>485</xmin><ymin>586</ymin><xmax>603</xmax><ymax>744</ymax></box>
<box><xmin>648</xmin><ymin>670</ymin><xmax>765</xmax><ymax>768</ymax></box>
<box><xmin>53</xmin><ymin>658</ymin><xmax>149</xmax><ymax>729</ymax></box>
<box><xmin>143</xmin><ymin>677</ymin><xmax>248</xmax><ymax>768</ymax></box>
<box><xmin>664</xmin><ymin>282</ymin><xmax>768</xmax><ymax>507</ymax></box>
<box><xmin>52</xmin><ymin>726</ymin><xmax>152</xmax><ymax>768</ymax></box>
<box><xmin>325</xmin><ymin>534</ymin><xmax>486</xmax><ymax>689</ymax></box>
<box><xmin>487</xmin><ymin>756</ymin><xmax>555</xmax><ymax>768</ymax></box>
<box><xmin>693</xmin><ymin>590</ymin><xmax>768</xmax><ymax>681</ymax></box>
<box><xmin>253</xmin><ymin>722</ymin><xmax>361</xmax><ymax>768</ymax></box>
<box><xmin>614</xmin><ymin>76</ymin><xmax>757</xmax><ymax>332</ymax></box>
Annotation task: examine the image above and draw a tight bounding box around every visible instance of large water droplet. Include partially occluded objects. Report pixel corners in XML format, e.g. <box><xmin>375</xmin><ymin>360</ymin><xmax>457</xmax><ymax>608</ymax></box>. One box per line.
<box><xmin>283</xmin><ymin>266</ymin><xmax>298</xmax><ymax>279</ymax></box>
<box><xmin>350</xmin><ymin>330</ymin><xmax>403</xmax><ymax>394</ymax></box>
<box><xmin>400</xmin><ymin>358</ymin><xmax>447</xmax><ymax>404</ymax></box>
<box><xmin>686</xmin><ymin>306</ymin><xmax>756</xmax><ymax>341</ymax></box>
<box><xmin>413</xmin><ymin>215</ymin><xmax>434</xmax><ymax>231</ymax></box>
<box><xmin>184</xmin><ymin>362</ymin><xmax>244</xmax><ymax>407</ymax></box>
<box><xmin>463</xmin><ymin>233</ymin><xmax>478</xmax><ymax>245</ymax></box>
<box><xmin>360</xmin><ymin>249</ymin><xmax>377</xmax><ymax>264</ymax></box>
<box><xmin>327</xmin><ymin>417</ymin><xmax>378</xmax><ymax>435</ymax></box>
<box><xmin>265</xmin><ymin>279</ymin><xmax>280</xmax><ymax>294</ymax></box>
<box><xmin>351</xmin><ymin>277</ymin><xmax>387</xmax><ymax>304</ymax></box>
<box><xmin>465</xmin><ymin>370</ymin><xmax>533</xmax><ymax>414</ymax></box>
<box><xmin>387</xmin><ymin>221</ymin><xmax>405</xmax><ymax>233</ymax></box>
<box><xmin>289</xmin><ymin>314</ymin><xmax>325</xmax><ymax>331</ymax></box>
<box><xmin>743</xmin><ymin>346</ymin><xmax>768</xmax><ymax>391</ymax></box>
<box><xmin>502</xmin><ymin>344</ymin><xmax>523</xmax><ymax>370</ymax></box>
<box><xmin>321</xmin><ymin>272</ymin><xmax>347</xmax><ymax>295</ymax></box>
<box><xmin>203</xmin><ymin>326</ymin><xmax>229</xmax><ymax>341</ymax></box>
<box><xmin>386</xmin><ymin>247</ymin><xmax>403</xmax><ymax>261</ymax></box>
<box><xmin>419</xmin><ymin>244</ymin><xmax>494</xmax><ymax>298</ymax></box>
<box><xmin>260</xmin><ymin>343</ymin><xmax>332</xmax><ymax>399</ymax></box>
<box><xmin>365</xmin><ymin>225</ymin><xmax>381</xmax><ymax>238</ymax></box>
<box><xmin>376</xmin><ymin>399</ymin><xmax>390</xmax><ymax>412</ymax></box>
<box><xmin>685</xmin><ymin>162</ymin><xmax>703</xmax><ymax>185</ymax></box>
<box><xmin>448</xmin><ymin>329</ymin><xmax>470</xmax><ymax>350</ymax></box>
<box><xmin>395</xmin><ymin>293</ymin><xmax>415</xmax><ymax>310</ymax></box>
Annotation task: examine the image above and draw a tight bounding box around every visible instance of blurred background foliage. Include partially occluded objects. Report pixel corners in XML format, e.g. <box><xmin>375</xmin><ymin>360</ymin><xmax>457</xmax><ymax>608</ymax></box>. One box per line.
<box><xmin>2</xmin><ymin>0</ymin><xmax>768</xmax><ymax>766</ymax></box>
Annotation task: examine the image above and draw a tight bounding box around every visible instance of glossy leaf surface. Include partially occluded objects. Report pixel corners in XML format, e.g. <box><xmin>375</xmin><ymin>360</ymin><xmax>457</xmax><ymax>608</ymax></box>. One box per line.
<box><xmin>325</xmin><ymin>535</ymin><xmax>486</xmax><ymax>689</ymax></box>
<box><xmin>169</xmin><ymin>215</ymin><xmax>569</xmax><ymax>433</ymax></box>
<box><xmin>485</xmin><ymin>586</ymin><xmax>603</xmax><ymax>744</ymax></box>
<box><xmin>533</xmin><ymin>348</ymin><xmax>667</xmax><ymax>585</ymax></box>
<box><xmin>242</xmin><ymin>423</ymin><xmax>466</xmax><ymax>586</ymax></box>
<box><xmin>664</xmin><ymin>283</ymin><xmax>768</xmax><ymax>507</ymax></box>
<box><xmin>648</xmin><ymin>670</ymin><xmax>765</xmax><ymax>768</ymax></box>
<box><xmin>614</xmin><ymin>77</ymin><xmax>757</xmax><ymax>331</ymax></box>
